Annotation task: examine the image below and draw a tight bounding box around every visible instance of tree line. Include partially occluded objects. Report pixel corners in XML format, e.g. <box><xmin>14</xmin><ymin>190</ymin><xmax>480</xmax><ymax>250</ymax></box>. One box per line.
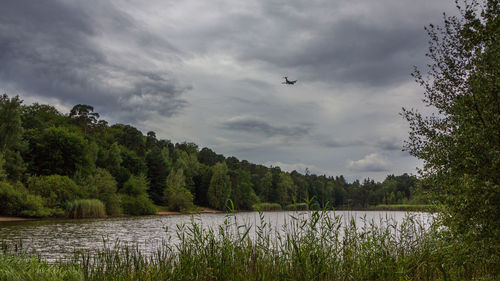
<box><xmin>0</xmin><ymin>96</ymin><xmax>424</xmax><ymax>217</ymax></box>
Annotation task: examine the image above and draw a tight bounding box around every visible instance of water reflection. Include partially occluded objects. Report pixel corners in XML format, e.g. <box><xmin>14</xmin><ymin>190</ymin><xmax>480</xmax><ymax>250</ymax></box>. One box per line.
<box><xmin>0</xmin><ymin>211</ymin><xmax>432</xmax><ymax>261</ymax></box>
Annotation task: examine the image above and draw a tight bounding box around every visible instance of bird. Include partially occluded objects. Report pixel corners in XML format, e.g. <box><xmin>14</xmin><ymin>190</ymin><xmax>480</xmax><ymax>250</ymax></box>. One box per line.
<box><xmin>282</xmin><ymin>76</ymin><xmax>297</xmax><ymax>85</ymax></box>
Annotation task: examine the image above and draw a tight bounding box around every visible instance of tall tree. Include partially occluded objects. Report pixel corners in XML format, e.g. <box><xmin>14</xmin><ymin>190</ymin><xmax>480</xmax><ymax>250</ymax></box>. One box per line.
<box><xmin>402</xmin><ymin>0</ymin><xmax>499</xmax><ymax>264</ymax></box>
<box><xmin>69</xmin><ymin>104</ymin><xmax>100</xmax><ymax>135</ymax></box>
<box><xmin>207</xmin><ymin>162</ymin><xmax>231</xmax><ymax>210</ymax></box>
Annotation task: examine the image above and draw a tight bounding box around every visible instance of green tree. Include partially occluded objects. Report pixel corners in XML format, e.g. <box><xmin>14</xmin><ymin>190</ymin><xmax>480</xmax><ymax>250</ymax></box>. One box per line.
<box><xmin>119</xmin><ymin>174</ymin><xmax>157</xmax><ymax>215</ymax></box>
<box><xmin>164</xmin><ymin>168</ymin><xmax>194</xmax><ymax>212</ymax></box>
<box><xmin>27</xmin><ymin>175</ymin><xmax>82</xmax><ymax>216</ymax></box>
<box><xmin>146</xmin><ymin>146</ymin><xmax>168</xmax><ymax>204</ymax></box>
<box><xmin>0</xmin><ymin>94</ymin><xmax>23</xmax><ymax>151</ymax></box>
<box><xmin>230</xmin><ymin>169</ymin><xmax>258</xmax><ymax>210</ymax></box>
<box><xmin>402</xmin><ymin>0</ymin><xmax>499</xmax><ymax>265</ymax></box>
<box><xmin>26</xmin><ymin>127</ymin><xmax>92</xmax><ymax>176</ymax></box>
<box><xmin>259</xmin><ymin>171</ymin><xmax>273</xmax><ymax>202</ymax></box>
<box><xmin>207</xmin><ymin>162</ymin><xmax>231</xmax><ymax>210</ymax></box>
<box><xmin>69</xmin><ymin>104</ymin><xmax>100</xmax><ymax>135</ymax></box>
<box><xmin>85</xmin><ymin>168</ymin><xmax>121</xmax><ymax>215</ymax></box>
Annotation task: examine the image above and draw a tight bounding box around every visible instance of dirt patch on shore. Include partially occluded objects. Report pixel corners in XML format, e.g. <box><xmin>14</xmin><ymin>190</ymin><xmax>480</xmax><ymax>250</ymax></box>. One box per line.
<box><xmin>157</xmin><ymin>208</ymin><xmax>222</xmax><ymax>216</ymax></box>
<box><xmin>0</xmin><ymin>216</ymin><xmax>34</xmax><ymax>222</ymax></box>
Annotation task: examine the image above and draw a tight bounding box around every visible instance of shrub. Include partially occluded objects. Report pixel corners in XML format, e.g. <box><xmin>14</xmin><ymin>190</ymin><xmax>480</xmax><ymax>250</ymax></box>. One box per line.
<box><xmin>285</xmin><ymin>203</ymin><xmax>308</xmax><ymax>211</ymax></box>
<box><xmin>0</xmin><ymin>181</ymin><xmax>52</xmax><ymax>217</ymax></box>
<box><xmin>252</xmin><ymin>202</ymin><xmax>282</xmax><ymax>211</ymax></box>
<box><xmin>165</xmin><ymin>186</ymin><xmax>195</xmax><ymax>212</ymax></box>
<box><xmin>119</xmin><ymin>175</ymin><xmax>157</xmax><ymax>216</ymax></box>
<box><xmin>120</xmin><ymin>194</ymin><xmax>157</xmax><ymax>216</ymax></box>
<box><xmin>27</xmin><ymin>175</ymin><xmax>82</xmax><ymax>215</ymax></box>
<box><xmin>86</xmin><ymin>168</ymin><xmax>121</xmax><ymax>215</ymax></box>
<box><xmin>67</xmin><ymin>199</ymin><xmax>106</xmax><ymax>218</ymax></box>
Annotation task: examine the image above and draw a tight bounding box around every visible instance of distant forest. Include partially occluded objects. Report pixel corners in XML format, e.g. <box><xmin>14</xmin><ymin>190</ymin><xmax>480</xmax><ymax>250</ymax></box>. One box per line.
<box><xmin>0</xmin><ymin>94</ymin><xmax>426</xmax><ymax>217</ymax></box>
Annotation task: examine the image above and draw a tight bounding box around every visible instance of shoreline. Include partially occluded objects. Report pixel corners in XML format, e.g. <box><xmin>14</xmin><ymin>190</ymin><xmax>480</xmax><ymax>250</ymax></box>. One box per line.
<box><xmin>0</xmin><ymin>205</ymin><xmax>432</xmax><ymax>222</ymax></box>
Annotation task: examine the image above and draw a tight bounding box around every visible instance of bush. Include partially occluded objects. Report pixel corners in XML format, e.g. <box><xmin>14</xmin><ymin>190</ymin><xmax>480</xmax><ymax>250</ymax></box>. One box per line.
<box><xmin>120</xmin><ymin>194</ymin><xmax>157</xmax><ymax>216</ymax></box>
<box><xmin>119</xmin><ymin>175</ymin><xmax>157</xmax><ymax>216</ymax></box>
<box><xmin>165</xmin><ymin>186</ymin><xmax>195</xmax><ymax>212</ymax></box>
<box><xmin>27</xmin><ymin>175</ymin><xmax>82</xmax><ymax>215</ymax></box>
<box><xmin>252</xmin><ymin>202</ymin><xmax>282</xmax><ymax>211</ymax></box>
<box><xmin>285</xmin><ymin>203</ymin><xmax>308</xmax><ymax>211</ymax></box>
<box><xmin>0</xmin><ymin>181</ymin><xmax>52</xmax><ymax>217</ymax></box>
<box><xmin>86</xmin><ymin>168</ymin><xmax>121</xmax><ymax>215</ymax></box>
<box><xmin>67</xmin><ymin>199</ymin><xmax>106</xmax><ymax>218</ymax></box>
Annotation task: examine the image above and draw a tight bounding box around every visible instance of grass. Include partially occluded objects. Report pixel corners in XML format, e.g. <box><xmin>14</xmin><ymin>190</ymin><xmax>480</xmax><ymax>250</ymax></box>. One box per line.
<box><xmin>252</xmin><ymin>202</ymin><xmax>282</xmax><ymax>211</ymax></box>
<box><xmin>369</xmin><ymin>204</ymin><xmax>436</xmax><ymax>212</ymax></box>
<box><xmin>66</xmin><ymin>199</ymin><xmax>106</xmax><ymax>219</ymax></box>
<box><xmin>0</xmin><ymin>210</ymin><xmax>497</xmax><ymax>280</ymax></box>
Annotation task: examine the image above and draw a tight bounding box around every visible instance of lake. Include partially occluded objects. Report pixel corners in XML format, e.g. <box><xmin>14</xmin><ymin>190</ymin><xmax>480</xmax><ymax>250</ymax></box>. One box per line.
<box><xmin>0</xmin><ymin>210</ymin><xmax>433</xmax><ymax>262</ymax></box>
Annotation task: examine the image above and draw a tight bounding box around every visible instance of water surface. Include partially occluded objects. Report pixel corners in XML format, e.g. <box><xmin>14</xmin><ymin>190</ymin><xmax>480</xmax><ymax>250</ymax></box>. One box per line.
<box><xmin>0</xmin><ymin>211</ymin><xmax>432</xmax><ymax>261</ymax></box>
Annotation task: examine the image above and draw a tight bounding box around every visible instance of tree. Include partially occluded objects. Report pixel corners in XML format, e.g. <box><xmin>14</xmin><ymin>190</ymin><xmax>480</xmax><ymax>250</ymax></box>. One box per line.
<box><xmin>69</xmin><ymin>104</ymin><xmax>100</xmax><ymax>135</ymax></box>
<box><xmin>207</xmin><ymin>162</ymin><xmax>231</xmax><ymax>210</ymax></box>
<box><xmin>230</xmin><ymin>169</ymin><xmax>258</xmax><ymax>210</ymax></box>
<box><xmin>164</xmin><ymin>168</ymin><xmax>194</xmax><ymax>212</ymax></box>
<box><xmin>146</xmin><ymin>146</ymin><xmax>168</xmax><ymax>204</ymax></box>
<box><xmin>0</xmin><ymin>94</ymin><xmax>23</xmax><ymax>151</ymax></box>
<box><xmin>27</xmin><ymin>127</ymin><xmax>92</xmax><ymax>176</ymax></box>
<box><xmin>402</xmin><ymin>0</ymin><xmax>499</xmax><ymax>264</ymax></box>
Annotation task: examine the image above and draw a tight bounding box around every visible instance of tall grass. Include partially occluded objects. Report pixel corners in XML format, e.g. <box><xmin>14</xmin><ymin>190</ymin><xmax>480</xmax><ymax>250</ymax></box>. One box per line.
<box><xmin>252</xmin><ymin>202</ymin><xmax>282</xmax><ymax>211</ymax></box>
<box><xmin>1</xmin><ymin>210</ymin><xmax>496</xmax><ymax>280</ymax></box>
<box><xmin>67</xmin><ymin>199</ymin><xmax>106</xmax><ymax>219</ymax></box>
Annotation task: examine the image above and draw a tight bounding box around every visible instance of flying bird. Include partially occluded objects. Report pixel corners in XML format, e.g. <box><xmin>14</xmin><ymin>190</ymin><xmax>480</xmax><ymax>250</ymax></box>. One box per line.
<box><xmin>282</xmin><ymin>76</ymin><xmax>297</xmax><ymax>85</ymax></box>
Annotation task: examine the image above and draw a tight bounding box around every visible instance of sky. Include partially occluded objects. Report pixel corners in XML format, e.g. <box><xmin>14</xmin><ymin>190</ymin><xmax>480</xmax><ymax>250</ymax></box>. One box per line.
<box><xmin>0</xmin><ymin>0</ymin><xmax>459</xmax><ymax>181</ymax></box>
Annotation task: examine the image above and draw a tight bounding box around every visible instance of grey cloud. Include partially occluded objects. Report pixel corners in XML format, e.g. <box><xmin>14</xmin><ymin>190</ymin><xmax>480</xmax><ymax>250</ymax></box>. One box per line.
<box><xmin>222</xmin><ymin>118</ymin><xmax>311</xmax><ymax>137</ymax></box>
<box><xmin>322</xmin><ymin>137</ymin><xmax>366</xmax><ymax>148</ymax></box>
<box><xmin>0</xmin><ymin>0</ymin><xmax>188</xmax><ymax>122</ymax></box>
<box><xmin>374</xmin><ymin>138</ymin><xmax>403</xmax><ymax>151</ymax></box>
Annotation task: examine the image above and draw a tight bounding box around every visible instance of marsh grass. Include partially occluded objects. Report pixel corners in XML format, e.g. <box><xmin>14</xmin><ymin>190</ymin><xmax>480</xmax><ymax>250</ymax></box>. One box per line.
<box><xmin>0</xmin><ymin>210</ymin><xmax>496</xmax><ymax>280</ymax></box>
<box><xmin>67</xmin><ymin>199</ymin><xmax>106</xmax><ymax>219</ymax></box>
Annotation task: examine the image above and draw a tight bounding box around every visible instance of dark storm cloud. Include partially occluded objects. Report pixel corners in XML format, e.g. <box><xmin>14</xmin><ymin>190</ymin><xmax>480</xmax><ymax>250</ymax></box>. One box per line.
<box><xmin>222</xmin><ymin>118</ymin><xmax>311</xmax><ymax>137</ymax></box>
<box><xmin>179</xmin><ymin>0</ymin><xmax>436</xmax><ymax>87</ymax></box>
<box><xmin>0</xmin><ymin>0</ymin><xmax>188</xmax><ymax>122</ymax></box>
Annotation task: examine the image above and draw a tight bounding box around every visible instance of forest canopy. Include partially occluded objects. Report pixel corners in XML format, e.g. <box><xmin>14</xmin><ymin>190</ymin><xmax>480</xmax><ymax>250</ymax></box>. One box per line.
<box><xmin>0</xmin><ymin>94</ymin><xmax>423</xmax><ymax>217</ymax></box>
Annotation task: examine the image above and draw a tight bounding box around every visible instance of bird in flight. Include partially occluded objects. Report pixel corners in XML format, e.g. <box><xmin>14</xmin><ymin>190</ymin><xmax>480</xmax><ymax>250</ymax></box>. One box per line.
<box><xmin>282</xmin><ymin>76</ymin><xmax>297</xmax><ymax>85</ymax></box>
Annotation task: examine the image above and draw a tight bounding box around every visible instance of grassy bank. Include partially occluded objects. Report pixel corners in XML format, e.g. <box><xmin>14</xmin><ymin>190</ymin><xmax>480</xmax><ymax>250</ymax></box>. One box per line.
<box><xmin>368</xmin><ymin>204</ymin><xmax>436</xmax><ymax>212</ymax></box>
<box><xmin>1</xmin><ymin>210</ymin><xmax>496</xmax><ymax>280</ymax></box>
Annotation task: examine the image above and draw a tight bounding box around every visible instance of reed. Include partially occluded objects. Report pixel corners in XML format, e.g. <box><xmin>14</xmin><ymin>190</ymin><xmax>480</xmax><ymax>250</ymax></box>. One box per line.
<box><xmin>67</xmin><ymin>199</ymin><xmax>106</xmax><ymax>219</ymax></box>
<box><xmin>252</xmin><ymin>202</ymin><xmax>282</xmax><ymax>211</ymax></box>
<box><xmin>1</xmin><ymin>210</ymin><xmax>496</xmax><ymax>280</ymax></box>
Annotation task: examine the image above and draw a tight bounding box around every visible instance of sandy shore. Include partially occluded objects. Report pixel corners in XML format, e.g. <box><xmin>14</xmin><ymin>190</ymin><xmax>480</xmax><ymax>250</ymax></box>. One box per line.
<box><xmin>0</xmin><ymin>216</ymin><xmax>35</xmax><ymax>222</ymax></box>
<box><xmin>157</xmin><ymin>208</ymin><xmax>222</xmax><ymax>216</ymax></box>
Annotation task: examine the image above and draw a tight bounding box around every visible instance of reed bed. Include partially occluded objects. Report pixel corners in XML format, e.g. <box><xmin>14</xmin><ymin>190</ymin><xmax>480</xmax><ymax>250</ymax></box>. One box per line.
<box><xmin>0</xmin><ymin>210</ymin><xmax>496</xmax><ymax>280</ymax></box>
<box><xmin>67</xmin><ymin>199</ymin><xmax>106</xmax><ymax>219</ymax></box>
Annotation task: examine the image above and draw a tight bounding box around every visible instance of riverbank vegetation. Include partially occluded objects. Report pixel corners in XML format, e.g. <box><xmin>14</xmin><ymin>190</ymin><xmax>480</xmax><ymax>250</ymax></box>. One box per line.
<box><xmin>0</xmin><ymin>211</ymin><xmax>497</xmax><ymax>280</ymax></box>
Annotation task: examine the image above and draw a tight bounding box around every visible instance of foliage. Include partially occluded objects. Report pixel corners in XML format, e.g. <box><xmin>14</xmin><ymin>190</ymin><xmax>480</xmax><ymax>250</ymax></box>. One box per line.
<box><xmin>0</xmin><ymin>255</ymin><xmax>83</xmax><ymax>281</ymax></box>
<box><xmin>0</xmin><ymin>181</ymin><xmax>51</xmax><ymax>217</ymax></box>
<box><xmin>27</xmin><ymin>175</ymin><xmax>82</xmax><ymax>216</ymax></box>
<box><xmin>230</xmin><ymin>169</ymin><xmax>258</xmax><ymax>210</ymax></box>
<box><xmin>67</xmin><ymin>199</ymin><xmax>106</xmax><ymax>218</ymax></box>
<box><xmin>146</xmin><ymin>146</ymin><xmax>168</xmax><ymax>204</ymax></box>
<box><xmin>85</xmin><ymin>169</ymin><xmax>121</xmax><ymax>215</ymax></box>
<box><xmin>402</xmin><ymin>0</ymin><xmax>499</xmax><ymax>265</ymax></box>
<box><xmin>0</xmin><ymin>94</ymin><xmax>23</xmax><ymax>151</ymax></box>
<box><xmin>207</xmin><ymin>162</ymin><xmax>231</xmax><ymax>210</ymax></box>
<box><xmin>119</xmin><ymin>175</ymin><xmax>157</xmax><ymax>215</ymax></box>
<box><xmin>26</xmin><ymin>127</ymin><xmax>92</xmax><ymax>177</ymax></box>
<box><xmin>252</xmin><ymin>202</ymin><xmax>282</xmax><ymax>211</ymax></box>
<box><xmin>2</xmin><ymin>211</ymin><xmax>495</xmax><ymax>280</ymax></box>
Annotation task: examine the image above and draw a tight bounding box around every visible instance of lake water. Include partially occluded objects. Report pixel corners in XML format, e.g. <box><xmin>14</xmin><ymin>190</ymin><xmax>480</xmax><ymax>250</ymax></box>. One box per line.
<box><xmin>0</xmin><ymin>211</ymin><xmax>433</xmax><ymax>261</ymax></box>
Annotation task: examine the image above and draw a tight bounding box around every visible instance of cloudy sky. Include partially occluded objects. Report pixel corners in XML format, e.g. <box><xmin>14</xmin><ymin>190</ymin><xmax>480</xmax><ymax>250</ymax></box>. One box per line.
<box><xmin>0</xmin><ymin>0</ymin><xmax>458</xmax><ymax>181</ymax></box>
